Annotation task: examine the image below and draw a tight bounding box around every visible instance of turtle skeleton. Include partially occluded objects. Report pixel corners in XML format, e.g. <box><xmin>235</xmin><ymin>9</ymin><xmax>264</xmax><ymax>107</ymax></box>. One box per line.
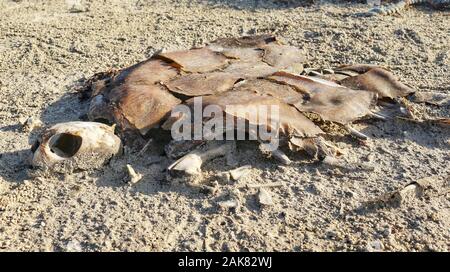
<box><xmin>32</xmin><ymin>35</ymin><xmax>429</xmax><ymax>179</ymax></box>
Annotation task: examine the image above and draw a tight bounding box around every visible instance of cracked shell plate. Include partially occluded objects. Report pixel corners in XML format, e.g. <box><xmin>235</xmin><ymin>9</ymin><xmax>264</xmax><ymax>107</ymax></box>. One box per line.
<box><xmin>268</xmin><ymin>72</ymin><xmax>377</xmax><ymax>124</ymax></box>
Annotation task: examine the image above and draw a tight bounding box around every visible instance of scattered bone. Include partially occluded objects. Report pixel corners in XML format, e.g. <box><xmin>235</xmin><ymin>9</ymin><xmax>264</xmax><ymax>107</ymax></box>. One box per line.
<box><xmin>168</xmin><ymin>141</ymin><xmax>234</xmax><ymax>178</ymax></box>
<box><xmin>368</xmin><ymin>111</ymin><xmax>389</xmax><ymax>121</ymax></box>
<box><xmin>137</xmin><ymin>138</ymin><xmax>153</xmax><ymax>157</ymax></box>
<box><xmin>306</xmin><ymin>70</ymin><xmax>322</xmax><ymax>77</ymax></box>
<box><xmin>168</xmin><ymin>153</ymin><xmax>203</xmax><ymax>176</ymax></box>
<box><xmin>345</xmin><ymin>124</ymin><xmax>369</xmax><ymax>140</ymax></box>
<box><xmin>371</xmin><ymin>176</ymin><xmax>443</xmax><ymax>207</ymax></box>
<box><xmin>21</xmin><ymin>117</ymin><xmax>43</xmax><ymax>132</ymax></box>
<box><xmin>68</xmin><ymin>2</ymin><xmax>88</xmax><ymax>13</ymax></box>
<box><xmin>125</xmin><ymin>164</ymin><xmax>143</xmax><ymax>184</ymax></box>
<box><xmin>258</xmin><ymin>188</ymin><xmax>274</xmax><ymax>206</ymax></box>
<box><xmin>239</xmin><ymin>181</ymin><xmax>284</xmax><ymax>189</ymax></box>
<box><xmin>270</xmin><ymin>149</ymin><xmax>292</xmax><ymax>165</ymax></box>
<box><xmin>31</xmin><ymin>121</ymin><xmax>122</xmax><ymax>171</ymax></box>
<box><xmin>391</xmin><ymin>183</ymin><xmax>424</xmax><ymax>205</ymax></box>
<box><xmin>323</xmin><ymin>141</ymin><xmax>346</xmax><ymax>156</ymax></box>
<box><xmin>410</xmin><ymin>91</ymin><xmax>450</xmax><ymax>106</ymax></box>
<box><xmin>200</xmin><ymin>184</ymin><xmax>219</xmax><ymax>195</ymax></box>
<box><xmin>229</xmin><ymin>165</ymin><xmax>252</xmax><ymax>181</ymax></box>
<box><xmin>296</xmin><ymin>137</ymin><xmax>335</xmax><ymax>161</ymax></box>
<box><xmin>322</xmin><ymin>156</ymin><xmax>374</xmax><ymax>171</ymax></box>
<box><xmin>218</xmin><ymin>199</ymin><xmax>239</xmax><ymax>210</ymax></box>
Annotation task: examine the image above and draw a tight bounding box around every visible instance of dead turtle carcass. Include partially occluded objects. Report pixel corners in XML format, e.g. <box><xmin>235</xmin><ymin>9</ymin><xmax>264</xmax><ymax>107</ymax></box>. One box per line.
<box><xmin>32</xmin><ymin>35</ymin><xmax>419</xmax><ymax>177</ymax></box>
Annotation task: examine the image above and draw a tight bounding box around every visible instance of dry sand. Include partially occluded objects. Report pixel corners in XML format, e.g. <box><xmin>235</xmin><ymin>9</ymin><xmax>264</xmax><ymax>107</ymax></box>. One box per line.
<box><xmin>0</xmin><ymin>0</ymin><xmax>449</xmax><ymax>251</ymax></box>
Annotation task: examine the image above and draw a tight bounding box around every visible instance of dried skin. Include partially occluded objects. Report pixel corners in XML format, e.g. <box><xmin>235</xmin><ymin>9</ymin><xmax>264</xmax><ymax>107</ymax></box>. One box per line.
<box><xmin>187</xmin><ymin>90</ymin><xmax>323</xmax><ymax>138</ymax></box>
<box><xmin>207</xmin><ymin>44</ymin><xmax>264</xmax><ymax>62</ymax></box>
<box><xmin>207</xmin><ymin>35</ymin><xmax>276</xmax><ymax>62</ymax></box>
<box><xmin>222</xmin><ymin>61</ymin><xmax>279</xmax><ymax>78</ymax></box>
<box><xmin>339</xmin><ymin>67</ymin><xmax>414</xmax><ymax>99</ymax></box>
<box><xmin>91</xmin><ymin>59</ymin><xmax>178</xmax><ymax>97</ymax></box>
<box><xmin>108</xmin><ymin>84</ymin><xmax>181</xmax><ymax>135</ymax></box>
<box><xmin>234</xmin><ymin>79</ymin><xmax>304</xmax><ymax>105</ymax></box>
<box><xmin>115</xmin><ymin>59</ymin><xmax>179</xmax><ymax>86</ymax></box>
<box><xmin>157</xmin><ymin>47</ymin><xmax>229</xmax><ymax>73</ymax></box>
<box><xmin>164</xmin><ymin>72</ymin><xmax>241</xmax><ymax>97</ymax></box>
<box><xmin>268</xmin><ymin>72</ymin><xmax>377</xmax><ymax>124</ymax></box>
<box><xmin>261</xmin><ymin>43</ymin><xmax>306</xmax><ymax>69</ymax></box>
<box><xmin>86</xmin><ymin>35</ymin><xmax>314</xmax><ymax>139</ymax></box>
<box><xmin>296</xmin><ymin>89</ymin><xmax>376</xmax><ymax>125</ymax></box>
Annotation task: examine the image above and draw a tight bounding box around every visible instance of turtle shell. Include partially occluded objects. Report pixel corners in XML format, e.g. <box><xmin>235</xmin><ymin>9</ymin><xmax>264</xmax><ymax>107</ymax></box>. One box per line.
<box><xmin>85</xmin><ymin>35</ymin><xmax>412</xmax><ymax>144</ymax></box>
<box><xmin>87</xmin><ymin>35</ymin><xmax>310</xmax><ymax>138</ymax></box>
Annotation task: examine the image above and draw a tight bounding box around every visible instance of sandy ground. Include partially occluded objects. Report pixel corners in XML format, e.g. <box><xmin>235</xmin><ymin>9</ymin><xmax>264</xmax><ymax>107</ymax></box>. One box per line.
<box><xmin>0</xmin><ymin>0</ymin><xmax>449</xmax><ymax>252</ymax></box>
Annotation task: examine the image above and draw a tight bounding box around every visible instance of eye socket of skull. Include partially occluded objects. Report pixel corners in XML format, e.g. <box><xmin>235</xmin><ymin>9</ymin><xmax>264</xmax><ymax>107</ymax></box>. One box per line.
<box><xmin>48</xmin><ymin>133</ymin><xmax>83</xmax><ymax>158</ymax></box>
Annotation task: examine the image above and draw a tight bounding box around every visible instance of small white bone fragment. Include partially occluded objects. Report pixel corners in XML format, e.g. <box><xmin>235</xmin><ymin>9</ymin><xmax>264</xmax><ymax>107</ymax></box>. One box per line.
<box><xmin>68</xmin><ymin>1</ymin><xmax>88</xmax><ymax>13</ymax></box>
<box><xmin>31</xmin><ymin>121</ymin><xmax>121</xmax><ymax>171</ymax></box>
<box><xmin>258</xmin><ymin>188</ymin><xmax>274</xmax><ymax>206</ymax></box>
<box><xmin>323</xmin><ymin>141</ymin><xmax>346</xmax><ymax>156</ymax></box>
<box><xmin>168</xmin><ymin>142</ymin><xmax>234</xmax><ymax>177</ymax></box>
<box><xmin>373</xmin><ymin>176</ymin><xmax>441</xmax><ymax>207</ymax></box>
<box><xmin>271</xmin><ymin>149</ymin><xmax>292</xmax><ymax>165</ymax></box>
<box><xmin>368</xmin><ymin>111</ymin><xmax>389</xmax><ymax>121</ymax></box>
<box><xmin>259</xmin><ymin>143</ymin><xmax>291</xmax><ymax>165</ymax></box>
<box><xmin>239</xmin><ymin>182</ymin><xmax>284</xmax><ymax>189</ymax></box>
<box><xmin>322</xmin><ymin>156</ymin><xmax>374</xmax><ymax>171</ymax></box>
<box><xmin>168</xmin><ymin>153</ymin><xmax>203</xmax><ymax>176</ymax></box>
<box><xmin>125</xmin><ymin>164</ymin><xmax>143</xmax><ymax>184</ymax></box>
<box><xmin>137</xmin><ymin>138</ymin><xmax>153</xmax><ymax>157</ymax></box>
<box><xmin>229</xmin><ymin>165</ymin><xmax>252</xmax><ymax>181</ymax></box>
<box><xmin>218</xmin><ymin>199</ymin><xmax>239</xmax><ymax>210</ymax></box>
<box><xmin>22</xmin><ymin>117</ymin><xmax>43</xmax><ymax>132</ymax></box>
<box><xmin>345</xmin><ymin>125</ymin><xmax>369</xmax><ymax>140</ymax></box>
<box><xmin>391</xmin><ymin>183</ymin><xmax>422</xmax><ymax>205</ymax></box>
